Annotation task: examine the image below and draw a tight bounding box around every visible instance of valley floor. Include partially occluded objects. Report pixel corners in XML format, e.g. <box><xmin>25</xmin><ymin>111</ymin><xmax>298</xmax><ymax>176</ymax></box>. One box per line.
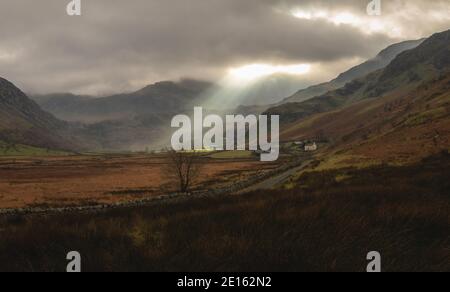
<box><xmin>0</xmin><ymin>152</ymin><xmax>448</xmax><ymax>272</ymax></box>
<box><xmin>0</xmin><ymin>153</ymin><xmax>281</xmax><ymax>209</ymax></box>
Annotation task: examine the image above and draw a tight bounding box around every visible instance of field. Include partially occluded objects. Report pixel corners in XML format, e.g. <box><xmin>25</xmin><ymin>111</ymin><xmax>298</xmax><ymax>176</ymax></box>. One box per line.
<box><xmin>0</xmin><ymin>153</ymin><xmax>281</xmax><ymax>209</ymax></box>
<box><xmin>0</xmin><ymin>152</ymin><xmax>448</xmax><ymax>272</ymax></box>
<box><xmin>0</xmin><ymin>141</ymin><xmax>71</xmax><ymax>157</ymax></box>
<box><xmin>208</xmin><ymin>151</ymin><xmax>255</xmax><ymax>159</ymax></box>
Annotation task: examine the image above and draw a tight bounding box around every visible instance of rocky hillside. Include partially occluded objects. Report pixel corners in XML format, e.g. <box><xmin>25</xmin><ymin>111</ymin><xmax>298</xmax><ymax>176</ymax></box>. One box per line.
<box><xmin>281</xmin><ymin>39</ymin><xmax>424</xmax><ymax>104</ymax></box>
<box><xmin>0</xmin><ymin>77</ymin><xmax>81</xmax><ymax>151</ymax></box>
<box><xmin>267</xmin><ymin>30</ymin><xmax>449</xmax><ymax>124</ymax></box>
<box><xmin>278</xmin><ymin>29</ymin><xmax>450</xmax><ymax>164</ymax></box>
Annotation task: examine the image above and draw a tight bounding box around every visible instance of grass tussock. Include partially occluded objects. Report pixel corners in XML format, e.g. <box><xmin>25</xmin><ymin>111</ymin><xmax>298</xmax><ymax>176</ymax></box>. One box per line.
<box><xmin>0</xmin><ymin>152</ymin><xmax>449</xmax><ymax>272</ymax></box>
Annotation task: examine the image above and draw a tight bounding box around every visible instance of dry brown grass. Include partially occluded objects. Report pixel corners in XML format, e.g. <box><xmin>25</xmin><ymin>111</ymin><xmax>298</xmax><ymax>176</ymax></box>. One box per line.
<box><xmin>0</xmin><ymin>152</ymin><xmax>448</xmax><ymax>272</ymax></box>
<box><xmin>0</xmin><ymin>154</ymin><xmax>278</xmax><ymax>208</ymax></box>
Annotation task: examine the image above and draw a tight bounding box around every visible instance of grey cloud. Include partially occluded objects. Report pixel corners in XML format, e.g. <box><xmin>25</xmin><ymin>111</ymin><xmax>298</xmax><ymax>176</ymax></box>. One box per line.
<box><xmin>0</xmin><ymin>0</ymin><xmax>448</xmax><ymax>95</ymax></box>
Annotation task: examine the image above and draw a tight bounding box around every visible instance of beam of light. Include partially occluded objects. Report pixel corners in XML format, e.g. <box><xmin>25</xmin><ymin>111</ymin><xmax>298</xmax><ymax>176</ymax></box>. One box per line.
<box><xmin>198</xmin><ymin>63</ymin><xmax>311</xmax><ymax>113</ymax></box>
<box><xmin>228</xmin><ymin>64</ymin><xmax>311</xmax><ymax>82</ymax></box>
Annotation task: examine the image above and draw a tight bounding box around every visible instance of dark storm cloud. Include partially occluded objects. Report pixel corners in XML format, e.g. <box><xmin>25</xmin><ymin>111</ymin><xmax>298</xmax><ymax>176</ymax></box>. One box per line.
<box><xmin>0</xmin><ymin>0</ymin><xmax>448</xmax><ymax>94</ymax></box>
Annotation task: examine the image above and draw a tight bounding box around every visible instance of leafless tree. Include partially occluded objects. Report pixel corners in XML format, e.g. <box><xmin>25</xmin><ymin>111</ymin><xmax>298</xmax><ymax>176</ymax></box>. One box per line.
<box><xmin>164</xmin><ymin>149</ymin><xmax>204</xmax><ymax>194</ymax></box>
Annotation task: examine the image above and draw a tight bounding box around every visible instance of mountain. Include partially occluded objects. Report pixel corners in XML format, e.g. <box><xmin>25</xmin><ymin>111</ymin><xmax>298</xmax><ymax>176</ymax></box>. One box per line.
<box><xmin>281</xmin><ymin>70</ymin><xmax>450</xmax><ymax>164</ymax></box>
<box><xmin>31</xmin><ymin>80</ymin><xmax>214</xmax><ymax>151</ymax></box>
<box><xmin>278</xmin><ymin>29</ymin><xmax>450</xmax><ymax>164</ymax></box>
<box><xmin>0</xmin><ymin>77</ymin><xmax>81</xmax><ymax>151</ymax></box>
<box><xmin>267</xmin><ymin>30</ymin><xmax>449</xmax><ymax>124</ymax></box>
<box><xmin>281</xmin><ymin>39</ymin><xmax>424</xmax><ymax>104</ymax></box>
<box><xmin>33</xmin><ymin>79</ymin><xmax>213</xmax><ymax>124</ymax></box>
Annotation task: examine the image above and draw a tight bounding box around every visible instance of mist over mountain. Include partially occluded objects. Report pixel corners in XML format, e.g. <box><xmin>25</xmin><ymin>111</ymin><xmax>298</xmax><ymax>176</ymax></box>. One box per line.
<box><xmin>33</xmin><ymin>80</ymin><xmax>213</xmax><ymax>124</ymax></box>
<box><xmin>31</xmin><ymin>76</ymin><xmax>306</xmax><ymax>150</ymax></box>
<box><xmin>232</xmin><ymin>74</ymin><xmax>311</xmax><ymax>106</ymax></box>
<box><xmin>31</xmin><ymin>38</ymin><xmax>425</xmax><ymax>127</ymax></box>
<box><xmin>10</xmin><ymin>29</ymin><xmax>449</xmax><ymax>153</ymax></box>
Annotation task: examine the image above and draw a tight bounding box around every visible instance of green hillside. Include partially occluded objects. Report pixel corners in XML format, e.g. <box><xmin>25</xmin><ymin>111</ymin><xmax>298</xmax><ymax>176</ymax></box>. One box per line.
<box><xmin>0</xmin><ymin>141</ymin><xmax>72</xmax><ymax>156</ymax></box>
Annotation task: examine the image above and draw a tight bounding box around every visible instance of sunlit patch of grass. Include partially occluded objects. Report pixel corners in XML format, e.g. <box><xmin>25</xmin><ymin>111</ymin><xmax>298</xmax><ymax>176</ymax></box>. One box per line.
<box><xmin>209</xmin><ymin>151</ymin><xmax>254</xmax><ymax>159</ymax></box>
<box><xmin>0</xmin><ymin>141</ymin><xmax>71</xmax><ymax>157</ymax></box>
<box><xmin>314</xmin><ymin>154</ymin><xmax>381</xmax><ymax>171</ymax></box>
<box><xmin>282</xmin><ymin>181</ymin><xmax>296</xmax><ymax>190</ymax></box>
<box><xmin>404</xmin><ymin>107</ymin><xmax>447</xmax><ymax>127</ymax></box>
<box><xmin>335</xmin><ymin>174</ymin><xmax>352</xmax><ymax>183</ymax></box>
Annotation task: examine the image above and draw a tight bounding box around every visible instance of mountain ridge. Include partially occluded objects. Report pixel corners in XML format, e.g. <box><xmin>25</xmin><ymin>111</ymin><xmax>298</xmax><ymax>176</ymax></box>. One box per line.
<box><xmin>33</xmin><ymin>79</ymin><xmax>214</xmax><ymax>124</ymax></box>
<box><xmin>0</xmin><ymin>77</ymin><xmax>81</xmax><ymax>151</ymax></box>
<box><xmin>277</xmin><ymin>29</ymin><xmax>450</xmax><ymax>164</ymax></box>
<box><xmin>280</xmin><ymin>39</ymin><xmax>425</xmax><ymax>104</ymax></box>
<box><xmin>266</xmin><ymin>29</ymin><xmax>450</xmax><ymax>125</ymax></box>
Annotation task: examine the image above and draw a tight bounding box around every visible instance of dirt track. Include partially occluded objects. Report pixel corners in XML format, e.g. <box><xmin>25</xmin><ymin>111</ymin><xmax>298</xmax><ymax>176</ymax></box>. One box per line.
<box><xmin>238</xmin><ymin>161</ymin><xmax>311</xmax><ymax>193</ymax></box>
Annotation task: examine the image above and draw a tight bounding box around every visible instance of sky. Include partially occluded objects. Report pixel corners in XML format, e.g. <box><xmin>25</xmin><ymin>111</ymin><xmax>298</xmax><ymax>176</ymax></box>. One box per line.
<box><xmin>0</xmin><ymin>0</ymin><xmax>449</xmax><ymax>96</ymax></box>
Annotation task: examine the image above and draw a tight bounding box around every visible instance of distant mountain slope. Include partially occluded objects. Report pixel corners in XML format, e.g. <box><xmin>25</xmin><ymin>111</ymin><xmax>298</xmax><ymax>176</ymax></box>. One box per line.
<box><xmin>232</xmin><ymin>74</ymin><xmax>311</xmax><ymax>106</ymax></box>
<box><xmin>280</xmin><ymin>71</ymin><xmax>450</xmax><ymax>164</ymax></box>
<box><xmin>281</xmin><ymin>39</ymin><xmax>424</xmax><ymax>104</ymax></box>
<box><xmin>33</xmin><ymin>80</ymin><xmax>213</xmax><ymax>123</ymax></box>
<box><xmin>31</xmin><ymin>80</ymin><xmax>215</xmax><ymax>151</ymax></box>
<box><xmin>0</xmin><ymin>77</ymin><xmax>80</xmax><ymax>150</ymax></box>
<box><xmin>267</xmin><ymin>30</ymin><xmax>449</xmax><ymax>124</ymax></box>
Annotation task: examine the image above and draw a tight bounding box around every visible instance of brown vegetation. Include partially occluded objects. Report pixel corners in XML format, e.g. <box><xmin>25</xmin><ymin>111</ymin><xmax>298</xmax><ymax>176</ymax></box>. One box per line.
<box><xmin>0</xmin><ymin>154</ymin><xmax>278</xmax><ymax>209</ymax></box>
<box><xmin>0</xmin><ymin>152</ymin><xmax>448</xmax><ymax>272</ymax></box>
<box><xmin>280</xmin><ymin>73</ymin><xmax>450</xmax><ymax>165</ymax></box>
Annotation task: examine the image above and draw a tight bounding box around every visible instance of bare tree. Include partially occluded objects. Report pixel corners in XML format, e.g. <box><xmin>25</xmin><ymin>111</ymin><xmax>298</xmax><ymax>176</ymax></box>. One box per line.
<box><xmin>164</xmin><ymin>149</ymin><xmax>204</xmax><ymax>194</ymax></box>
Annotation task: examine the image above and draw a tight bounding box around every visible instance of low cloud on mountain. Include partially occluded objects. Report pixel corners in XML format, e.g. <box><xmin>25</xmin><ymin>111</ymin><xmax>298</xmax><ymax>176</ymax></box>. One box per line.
<box><xmin>0</xmin><ymin>0</ymin><xmax>449</xmax><ymax>95</ymax></box>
